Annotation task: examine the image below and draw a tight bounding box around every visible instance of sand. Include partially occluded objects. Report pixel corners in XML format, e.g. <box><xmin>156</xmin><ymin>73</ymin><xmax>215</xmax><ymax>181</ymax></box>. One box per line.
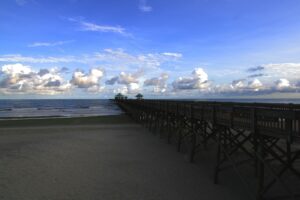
<box><xmin>0</xmin><ymin>116</ymin><xmax>244</xmax><ymax>200</ymax></box>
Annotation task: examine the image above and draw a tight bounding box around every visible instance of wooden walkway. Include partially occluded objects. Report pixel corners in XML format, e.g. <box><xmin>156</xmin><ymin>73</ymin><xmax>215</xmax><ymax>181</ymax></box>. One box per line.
<box><xmin>117</xmin><ymin>100</ymin><xmax>300</xmax><ymax>200</ymax></box>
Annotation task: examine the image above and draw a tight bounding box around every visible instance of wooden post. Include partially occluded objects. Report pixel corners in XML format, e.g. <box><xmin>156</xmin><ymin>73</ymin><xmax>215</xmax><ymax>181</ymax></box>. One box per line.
<box><xmin>189</xmin><ymin>103</ymin><xmax>196</xmax><ymax>163</ymax></box>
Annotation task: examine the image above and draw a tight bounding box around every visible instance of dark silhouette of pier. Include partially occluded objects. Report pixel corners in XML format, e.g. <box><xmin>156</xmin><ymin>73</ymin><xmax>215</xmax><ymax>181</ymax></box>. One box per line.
<box><xmin>117</xmin><ymin>99</ymin><xmax>300</xmax><ymax>200</ymax></box>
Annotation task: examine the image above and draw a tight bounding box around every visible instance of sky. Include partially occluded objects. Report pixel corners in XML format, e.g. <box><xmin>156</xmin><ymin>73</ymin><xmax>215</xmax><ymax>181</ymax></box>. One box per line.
<box><xmin>1</xmin><ymin>0</ymin><xmax>300</xmax><ymax>99</ymax></box>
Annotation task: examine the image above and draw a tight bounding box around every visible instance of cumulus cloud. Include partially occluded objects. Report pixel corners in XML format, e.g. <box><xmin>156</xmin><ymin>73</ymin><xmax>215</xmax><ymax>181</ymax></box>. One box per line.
<box><xmin>230</xmin><ymin>79</ymin><xmax>246</xmax><ymax>89</ymax></box>
<box><xmin>128</xmin><ymin>82</ymin><xmax>140</xmax><ymax>93</ymax></box>
<box><xmin>209</xmin><ymin>78</ymin><xmax>266</xmax><ymax>96</ymax></box>
<box><xmin>172</xmin><ymin>68</ymin><xmax>209</xmax><ymax>90</ymax></box>
<box><xmin>248</xmin><ymin>79</ymin><xmax>263</xmax><ymax>91</ymax></box>
<box><xmin>275</xmin><ymin>78</ymin><xmax>290</xmax><ymax>89</ymax></box>
<box><xmin>227</xmin><ymin>62</ymin><xmax>300</xmax><ymax>95</ymax></box>
<box><xmin>0</xmin><ymin>63</ymin><xmax>71</xmax><ymax>95</ymax></box>
<box><xmin>106</xmin><ymin>69</ymin><xmax>142</xmax><ymax>86</ymax></box>
<box><xmin>144</xmin><ymin>73</ymin><xmax>168</xmax><ymax>93</ymax></box>
<box><xmin>230</xmin><ymin>79</ymin><xmax>263</xmax><ymax>92</ymax></box>
<box><xmin>220</xmin><ymin>77</ymin><xmax>299</xmax><ymax>95</ymax></box>
<box><xmin>118</xmin><ymin>71</ymin><xmax>140</xmax><ymax>85</ymax></box>
<box><xmin>71</xmin><ymin>68</ymin><xmax>104</xmax><ymax>89</ymax></box>
<box><xmin>112</xmin><ymin>83</ymin><xmax>140</xmax><ymax>95</ymax></box>
<box><xmin>106</xmin><ymin>69</ymin><xmax>144</xmax><ymax>94</ymax></box>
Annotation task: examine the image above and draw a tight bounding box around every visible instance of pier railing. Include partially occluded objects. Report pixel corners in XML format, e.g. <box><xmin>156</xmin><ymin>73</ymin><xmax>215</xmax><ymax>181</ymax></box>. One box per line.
<box><xmin>116</xmin><ymin>99</ymin><xmax>300</xmax><ymax>200</ymax></box>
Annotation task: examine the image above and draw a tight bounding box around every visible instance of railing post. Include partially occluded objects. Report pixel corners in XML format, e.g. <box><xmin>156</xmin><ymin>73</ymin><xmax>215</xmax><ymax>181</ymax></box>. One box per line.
<box><xmin>189</xmin><ymin>103</ymin><xmax>196</xmax><ymax>162</ymax></box>
<box><xmin>254</xmin><ymin>108</ymin><xmax>265</xmax><ymax>200</ymax></box>
<box><xmin>166</xmin><ymin>102</ymin><xmax>170</xmax><ymax>143</ymax></box>
<box><xmin>177</xmin><ymin>102</ymin><xmax>183</xmax><ymax>152</ymax></box>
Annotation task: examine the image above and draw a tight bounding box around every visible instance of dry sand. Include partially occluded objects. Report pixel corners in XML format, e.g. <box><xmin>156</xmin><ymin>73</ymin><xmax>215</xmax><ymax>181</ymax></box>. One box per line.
<box><xmin>0</xmin><ymin>116</ymin><xmax>244</xmax><ymax>200</ymax></box>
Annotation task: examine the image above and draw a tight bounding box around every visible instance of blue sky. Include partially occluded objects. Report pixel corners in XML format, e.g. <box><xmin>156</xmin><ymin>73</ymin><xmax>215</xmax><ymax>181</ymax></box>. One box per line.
<box><xmin>1</xmin><ymin>0</ymin><xmax>300</xmax><ymax>98</ymax></box>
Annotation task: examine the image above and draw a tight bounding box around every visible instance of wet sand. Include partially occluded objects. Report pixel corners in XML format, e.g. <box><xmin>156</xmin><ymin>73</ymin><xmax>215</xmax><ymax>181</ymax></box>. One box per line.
<box><xmin>0</xmin><ymin>116</ymin><xmax>244</xmax><ymax>200</ymax></box>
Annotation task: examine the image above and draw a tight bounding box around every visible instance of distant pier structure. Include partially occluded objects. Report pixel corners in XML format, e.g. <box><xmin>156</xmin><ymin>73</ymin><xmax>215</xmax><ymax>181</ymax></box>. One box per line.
<box><xmin>116</xmin><ymin>99</ymin><xmax>300</xmax><ymax>200</ymax></box>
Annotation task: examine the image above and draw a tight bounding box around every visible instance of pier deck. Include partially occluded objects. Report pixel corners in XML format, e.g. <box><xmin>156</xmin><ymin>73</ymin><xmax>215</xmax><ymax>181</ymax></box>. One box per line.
<box><xmin>117</xmin><ymin>100</ymin><xmax>300</xmax><ymax>200</ymax></box>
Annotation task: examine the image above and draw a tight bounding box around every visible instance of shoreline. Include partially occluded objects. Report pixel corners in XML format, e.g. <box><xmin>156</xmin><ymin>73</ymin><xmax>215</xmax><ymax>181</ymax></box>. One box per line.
<box><xmin>0</xmin><ymin>114</ymin><xmax>131</xmax><ymax>128</ymax></box>
<box><xmin>0</xmin><ymin>113</ymin><xmax>122</xmax><ymax>120</ymax></box>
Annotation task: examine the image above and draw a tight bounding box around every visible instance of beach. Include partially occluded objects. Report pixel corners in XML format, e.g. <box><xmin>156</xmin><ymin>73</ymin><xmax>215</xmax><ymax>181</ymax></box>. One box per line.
<box><xmin>0</xmin><ymin>115</ymin><xmax>244</xmax><ymax>200</ymax></box>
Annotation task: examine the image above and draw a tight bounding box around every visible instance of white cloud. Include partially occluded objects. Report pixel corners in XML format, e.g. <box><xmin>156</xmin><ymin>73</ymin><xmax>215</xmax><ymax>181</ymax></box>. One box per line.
<box><xmin>1</xmin><ymin>63</ymin><xmax>32</xmax><ymax>76</ymax></box>
<box><xmin>0</xmin><ymin>49</ymin><xmax>182</xmax><ymax>68</ymax></box>
<box><xmin>247</xmin><ymin>63</ymin><xmax>300</xmax><ymax>81</ymax></box>
<box><xmin>0</xmin><ymin>63</ymin><xmax>71</xmax><ymax>95</ymax></box>
<box><xmin>0</xmin><ymin>54</ymin><xmax>77</xmax><ymax>63</ymax></box>
<box><xmin>106</xmin><ymin>69</ymin><xmax>144</xmax><ymax>95</ymax></box>
<box><xmin>216</xmin><ymin>78</ymin><xmax>297</xmax><ymax>96</ymax></box>
<box><xmin>69</xmin><ymin>18</ymin><xmax>127</xmax><ymax>36</ymax></box>
<box><xmin>161</xmin><ymin>52</ymin><xmax>182</xmax><ymax>59</ymax></box>
<box><xmin>248</xmin><ymin>79</ymin><xmax>263</xmax><ymax>91</ymax></box>
<box><xmin>172</xmin><ymin>68</ymin><xmax>209</xmax><ymax>90</ymax></box>
<box><xmin>94</xmin><ymin>49</ymin><xmax>182</xmax><ymax>69</ymax></box>
<box><xmin>71</xmin><ymin>68</ymin><xmax>104</xmax><ymax>89</ymax></box>
<box><xmin>128</xmin><ymin>82</ymin><xmax>140</xmax><ymax>93</ymax></box>
<box><xmin>113</xmin><ymin>86</ymin><xmax>128</xmax><ymax>95</ymax></box>
<box><xmin>230</xmin><ymin>79</ymin><xmax>246</xmax><ymax>89</ymax></box>
<box><xmin>28</xmin><ymin>40</ymin><xmax>74</xmax><ymax>47</ymax></box>
<box><xmin>118</xmin><ymin>72</ymin><xmax>139</xmax><ymax>85</ymax></box>
<box><xmin>106</xmin><ymin>69</ymin><xmax>143</xmax><ymax>86</ymax></box>
<box><xmin>2</xmin><ymin>61</ymin><xmax>300</xmax><ymax>97</ymax></box>
<box><xmin>275</xmin><ymin>78</ymin><xmax>290</xmax><ymax>89</ymax></box>
<box><xmin>112</xmin><ymin>83</ymin><xmax>140</xmax><ymax>95</ymax></box>
<box><xmin>228</xmin><ymin>78</ymin><xmax>264</xmax><ymax>93</ymax></box>
<box><xmin>219</xmin><ymin>62</ymin><xmax>300</xmax><ymax>96</ymax></box>
<box><xmin>139</xmin><ymin>0</ymin><xmax>152</xmax><ymax>12</ymax></box>
<box><xmin>144</xmin><ymin>73</ymin><xmax>169</xmax><ymax>93</ymax></box>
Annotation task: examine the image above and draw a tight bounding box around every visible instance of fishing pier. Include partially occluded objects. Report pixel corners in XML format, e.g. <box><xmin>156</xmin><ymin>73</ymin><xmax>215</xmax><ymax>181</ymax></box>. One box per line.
<box><xmin>117</xmin><ymin>100</ymin><xmax>300</xmax><ymax>200</ymax></box>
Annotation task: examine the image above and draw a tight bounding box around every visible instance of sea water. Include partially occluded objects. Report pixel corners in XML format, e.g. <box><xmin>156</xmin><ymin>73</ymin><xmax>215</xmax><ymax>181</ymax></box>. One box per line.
<box><xmin>0</xmin><ymin>99</ymin><xmax>123</xmax><ymax>118</ymax></box>
<box><xmin>1</xmin><ymin>98</ymin><xmax>300</xmax><ymax>119</ymax></box>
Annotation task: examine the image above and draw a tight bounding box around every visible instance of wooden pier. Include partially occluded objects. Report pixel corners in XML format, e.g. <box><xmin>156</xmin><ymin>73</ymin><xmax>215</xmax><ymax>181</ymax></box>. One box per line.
<box><xmin>116</xmin><ymin>99</ymin><xmax>300</xmax><ymax>200</ymax></box>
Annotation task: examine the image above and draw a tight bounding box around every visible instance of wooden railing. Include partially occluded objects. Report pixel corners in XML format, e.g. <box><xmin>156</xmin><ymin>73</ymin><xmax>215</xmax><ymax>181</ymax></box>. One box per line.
<box><xmin>118</xmin><ymin>99</ymin><xmax>300</xmax><ymax>140</ymax></box>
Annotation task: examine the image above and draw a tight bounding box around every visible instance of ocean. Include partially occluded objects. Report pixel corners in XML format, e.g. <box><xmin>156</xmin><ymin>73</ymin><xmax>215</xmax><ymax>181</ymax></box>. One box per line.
<box><xmin>1</xmin><ymin>98</ymin><xmax>300</xmax><ymax>119</ymax></box>
<box><xmin>0</xmin><ymin>99</ymin><xmax>123</xmax><ymax>119</ymax></box>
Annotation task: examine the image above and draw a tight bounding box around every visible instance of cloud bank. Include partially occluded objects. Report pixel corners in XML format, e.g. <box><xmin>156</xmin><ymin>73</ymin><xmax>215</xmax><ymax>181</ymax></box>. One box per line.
<box><xmin>1</xmin><ymin>59</ymin><xmax>300</xmax><ymax>97</ymax></box>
